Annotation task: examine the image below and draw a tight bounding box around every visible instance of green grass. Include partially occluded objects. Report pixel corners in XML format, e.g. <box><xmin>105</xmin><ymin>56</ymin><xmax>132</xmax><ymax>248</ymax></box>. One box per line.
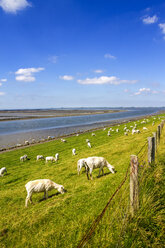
<box><xmin>0</xmin><ymin>114</ymin><xmax>164</xmax><ymax>247</ymax></box>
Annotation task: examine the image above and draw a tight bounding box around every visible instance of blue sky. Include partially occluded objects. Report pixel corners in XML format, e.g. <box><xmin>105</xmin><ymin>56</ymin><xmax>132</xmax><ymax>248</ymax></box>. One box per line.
<box><xmin>0</xmin><ymin>0</ymin><xmax>165</xmax><ymax>109</ymax></box>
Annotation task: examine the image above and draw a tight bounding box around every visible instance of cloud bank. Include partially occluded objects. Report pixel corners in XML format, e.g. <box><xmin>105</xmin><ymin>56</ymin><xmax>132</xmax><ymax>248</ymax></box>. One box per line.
<box><xmin>0</xmin><ymin>0</ymin><xmax>31</xmax><ymax>13</ymax></box>
<box><xmin>142</xmin><ymin>15</ymin><xmax>158</xmax><ymax>24</ymax></box>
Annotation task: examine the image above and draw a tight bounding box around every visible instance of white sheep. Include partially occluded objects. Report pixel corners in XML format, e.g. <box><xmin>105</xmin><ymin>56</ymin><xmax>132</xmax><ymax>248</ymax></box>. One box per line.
<box><xmin>86</xmin><ymin>139</ymin><xmax>90</xmax><ymax>143</ymax></box>
<box><xmin>20</xmin><ymin>155</ymin><xmax>28</xmax><ymax>162</ymax></box>
<box><xmin>72</xmin><ymin>148</ymin><xmax>76</xmax><ymax>156</ymax></box>
<box><xmin>124</xmin><ymin>132</ymin><xmax>128</xmax><ymax>136</ymax></box>
<box><xmin>143</xmin><ymin>127</ymin><xmax>148</xmax><ymax>130</ymax></box>
<box><xmin>25</xmin><ymin>179</ymin><xmax>65</xmax><ymax>207</ymax></box>
<box><xmin>107</xmin><ymin>131</ymin><xmax>111</xmax><ymax>136</ymax></box>
<box><xmin>116</xmin><ymin>129</ymin><xmax>119</xmax><ymax>132</ymax></box>
<box><xmin>55</xmin><ymin>153</ymin><xmax>59</xmax><ymax>161</ymax></box>
<box><xmin>87</xmin><ymin>141</ymin><xmax>91</xmax><ymax>148</ymax></box>
<box><xmin>46</xmin><ymin>156</ymin><xmax>56</xmax><ymax>163</ymax></box>
<box><xmin>36</xmin><ymin>155</ymin><xmax>45</xmax><ymax>161</ymax></box>
<box><xmin>92</xmin><ymin>133</ymin><xmax>96</xmax><ymax>136</ymax></box>
<box><xmin>61</xmin><ymin>138</ymin><xmax>66</xmax><ymax>143</ymax></box>
<box><xmin>81</xmin><ymin>156</ymin><xmax>115</xmax><ymax>180</ymax></box>
<box><xmin>48</xmin><ymin>136</ymin><xmax>52</xmax><ymax>140</ymax></box>
<box><xmin>0</xmin><ymin>167</ymin><xmax>7</xmax><ymax>177</ymax></box>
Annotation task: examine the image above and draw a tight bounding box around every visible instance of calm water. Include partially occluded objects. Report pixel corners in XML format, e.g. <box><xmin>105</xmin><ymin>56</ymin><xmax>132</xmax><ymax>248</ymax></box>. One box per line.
<box><xmin>0</xmin><ymin>107</ymin><xmax>164</xmax><ymax>148</ymax></box>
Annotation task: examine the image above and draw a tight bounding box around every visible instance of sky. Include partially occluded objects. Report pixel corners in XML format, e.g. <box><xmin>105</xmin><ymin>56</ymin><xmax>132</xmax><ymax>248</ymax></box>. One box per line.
<box><xmin>0</xmin><ymin>0</ymin><xmax>165</xmax><ymax>109</ymax></box>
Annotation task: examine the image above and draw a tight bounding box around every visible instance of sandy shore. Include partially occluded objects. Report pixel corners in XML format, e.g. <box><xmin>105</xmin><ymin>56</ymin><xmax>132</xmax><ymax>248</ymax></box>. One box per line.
<box><xmin>0</xmin><ymin>109</ymin><xmax>124</xmax><ymax>121</ymax></box>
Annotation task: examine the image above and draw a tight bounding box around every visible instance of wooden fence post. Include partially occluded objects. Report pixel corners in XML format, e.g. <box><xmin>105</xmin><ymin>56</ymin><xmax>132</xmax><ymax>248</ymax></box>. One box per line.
<box><xmin>157</xmin><ymin>125</ymin><xmax>161</xmax><ymax>144</ymax></box>
<box><xmin>130</xmin><ymin>155</ymin><xmax>139</xmax><ymax>217</ymax></box>
<box><xmin>152</xmin><ymin>132</ymin><xmax>157</xmax><ymax>152</ymax></box>
<box><xmin>148</xmin><ymin>137</ymin><xmax>155</xmax><ymax>164</ymax></box>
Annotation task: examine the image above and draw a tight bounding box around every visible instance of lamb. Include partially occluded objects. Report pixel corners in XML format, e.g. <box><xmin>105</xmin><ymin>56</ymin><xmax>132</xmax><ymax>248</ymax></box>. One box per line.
<box><xmin>36</xmin><ymin>155</ymin><xmax>45</xmax><ymax>161</ymax></box>
<box><xmin>72</xmin><ymin>148</ymin><xmax>76</xmax><ymax>156</ymax></box>
<box><xmin>55</xmin><ymin>153</ymin><xmax>59</xmax><ymax>161</ymax></box>
<box><xmin>87</xmin><ymin>141</ymin><xmax>91</xmax><ymax>148</ymax></box>
<box><xmin>46</xmin><ymin>156</ymin><xmax>56</xmax><ymax>163</ymax></box>
<box><xmin>0</xmin><ymin>167</ymin><xmax>7</xmax><ymax>177</ymax></box>
<box><xmin>77</xmin><ymin>158</ymin><xmax>86</xmax><ymax>175</ymax></box>
<box><xmin>20</xmin><ymin>155</ymin><xmax>28</xmax><ymax>162</ymax></box>
<box><xmin>82</xmin><ymin>156</ymin><xmax>115</xmax><ymax>180</ymax></box>
<box><xmin>25</xmin><ymin>179</ymin><xmax>65</xmax><ymax>207</ymax></box>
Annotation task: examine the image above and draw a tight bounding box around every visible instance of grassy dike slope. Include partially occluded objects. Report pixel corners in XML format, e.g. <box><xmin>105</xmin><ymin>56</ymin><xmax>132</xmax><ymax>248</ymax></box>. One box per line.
<box><xmin>0</xmin><ymin>115</ymin><xmax>164</xmax><ymax>247</ymax></box>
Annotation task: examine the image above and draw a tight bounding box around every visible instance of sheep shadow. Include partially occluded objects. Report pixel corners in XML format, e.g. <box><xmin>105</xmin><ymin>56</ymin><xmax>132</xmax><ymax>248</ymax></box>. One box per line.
<box><xmin>39</xmin><ymin>190</ymin><xmax>67</xmax><ymax>202</ymax></box>
<box><xmin>97</xmin><ymin>171</ymin><xmax>116</xmax><ymax>178</ymax></box>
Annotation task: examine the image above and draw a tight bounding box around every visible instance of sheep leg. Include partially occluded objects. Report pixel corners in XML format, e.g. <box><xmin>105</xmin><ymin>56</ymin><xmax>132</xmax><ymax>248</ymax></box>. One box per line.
<box><xmin>102</xmin><ymin>169</ymin><xmax>104</xmax><ymax>176</ymax></box>
<box><xmin>90</xmin><ymin>168</ymin><xmax>93</xmax><ymax>180</ymax></box>
<box><xmin>98</xmin><ymin>167</ymin><xmax>102</xmax><ymax>177</ymax></box>
<box><xmin>25</xmin><ymin>192</ymin><xmax>33</xmax><ymax>207</ymax></box>
<box><xmin>86</xmin><ymin>166</ymin><xmax>90</xmax><ymax>180</ymax></box>
<box><xmin>44</xmin><ymin>191</ymin><xmax>48</xmax><ymax>199</ymax></box>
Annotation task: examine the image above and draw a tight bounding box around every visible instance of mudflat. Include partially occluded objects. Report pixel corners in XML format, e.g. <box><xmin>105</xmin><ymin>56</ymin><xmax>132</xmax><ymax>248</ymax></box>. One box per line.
<box><xmin>0</xmin><ymin>109</ymin><xmax>124</xmax><ymax>121</ymax></box>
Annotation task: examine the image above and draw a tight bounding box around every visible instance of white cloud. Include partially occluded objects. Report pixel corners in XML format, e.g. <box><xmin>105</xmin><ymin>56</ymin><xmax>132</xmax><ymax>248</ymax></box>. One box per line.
<box><xmin>59</xmin><ymin>75</ymin><xmax>74</xmax><ymax>80</ymax></box>
<box><xmin>0</xmin><ymin>92</ymin><xmax>5</xmax><ymax>96</ymax></box>
<box><xmin>142</xmin><ymin>15</ymin><xmax>158</xmax><ymax>24</ymax></box>
<box><xmin>0</xmin><ymin>83</ymin><xmax>2</xmax><ymax>87</ymax></box>
<box><xmin>48</xmin><ymin>55</ymin><xmax>58</xmax><ymax>64</ymax></box>
<box><xmin>0</xmin><ymin>78</ymin><xmax>7</xmax><ymax>82</ymax></box>
<box><xmin>134</xmin><ymin>88</ymin><xmax>151</xmax><ymax>95</ymax></box>
<box><xmin>93</xmin><ymin>69</ymin><xmax>104</xmax><ymax>74</ymax></box>
<box><xmin>15</xmin><ymin>67</ymin><xmax>44</xmax><ymax>82</ymax></box>
<box><xmin>104</xmin><ymin>53</ymin><xmax>116</xmax><ymax>59</ymax></box>
<box><xmin>0</xmin><ymin>0</ymin><xmax>31</xmax><ymax>13</ymax></box>
<box><xmin>77</xmin><ymin>76</ymin><xmax>137</xmax><ymax>85</ymax></box>
<box><xmin>159</xmin><ymin>23</ymin><xmax>165</xmax><ymax>34</ymax></box>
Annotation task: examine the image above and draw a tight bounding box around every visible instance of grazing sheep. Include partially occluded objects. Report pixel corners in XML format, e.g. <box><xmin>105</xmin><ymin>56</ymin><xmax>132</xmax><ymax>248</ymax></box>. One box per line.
<box><xmin>72</xmin><ymin>148</ymin><xmax>76</xmax><ymax>156</ymax></box>
<box><xmin>124</xmin><ymin>132</ymin><xmax>128</xmax><ymax>136</ymax></box>
<box><xmin>116</xmin><ymin>129</ymin><xmax>119</xmax><ymax>132</ymax></box>
<box><xmin>77</xmin><ymin>158</ymin><xmax>86</xmax><ymax>175</ymax></box>
<box><xmin>0</xmin><ymin>167</ymin><xmax>7</xmax><ymax>177</ymax></box>
<box><xmin>92</xmin><ymin>133</ymin><xmax>96</xmax><ymax>136</ymax></box>
<box><xmin>143</xmin><ymin>127</ymin><xmax>148</xmax><ymax>131</ymax></box>
<box><xmin>124</xmin><ymin>127</ymin><xmax>127</xmax><ymax>131</ymax></box>
<box><xmin>107</xmin><ymin>131</ymin><xmax>111</xmax><ymax>136</ymax></box>
<box><xmin>25</xmin><ymin>140</ymin><xmax>29</xmax><ymax>145</ymax></box>
<box><xmin>32</xmin><ymin>139</ymin><xmax>35</xmax><ymax>143</ymax></box>
<box><xmin>83</xmin><ymin>156</ymin><xmax>115</xmax><ymax>180</ymax></box>
<box><xmin>87</xmin><ymin>141</ymin><xmax>91</xmax><ymax>148</ymax></box>
<box><xmin>55</xmin><ymin>153</ymin><xmax>59</xmax><ymax>161</ymax></box>
<box><xmin>103</xmin><ymin>128</ymin><xmax>106</xmax><ymax>131</ymax></box>
<box><xmin>20</xmin><ymin>155</ymin><xmax>28</xmax><ymax>162</ymax></box>
<box><xmin>16</xmin><ymin>144</ymin><xmax>22</xmax><ymax>147</ymax></box>
<box><xmin>61</xmin><ymin>138</ymin><xmax>66</xmax><ymax>143</ymax></box>
<box><xmin>86</xmin><ymin>139</ymin><xmax>90</xmax><ymax>143</ymax></box>
<box><xmin>48</xmin><ymin>136</ymin><xmax>52</xmax><ymax>140</ymax></box>
<box><xmin>25</xmin><ymin>179</ymin><xmax>65</xmax><ymax>207</ymax></box>
<box><xmin>76</xmin><ymin>134</ymin><xmax>79</xmax><ymax>136</ymax></box>
<box><xmin>36</xmin><ymin>155</ymin><xmax>45</xmax><ymax>161</ymax></box>
<box><xmin>46</xmin><ymin>156</ymin><xmax>56</xmax><ymax>163</ymax></box>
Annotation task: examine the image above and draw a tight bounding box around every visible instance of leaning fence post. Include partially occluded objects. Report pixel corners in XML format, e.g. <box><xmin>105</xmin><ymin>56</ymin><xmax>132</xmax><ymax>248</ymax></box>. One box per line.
<box><xmin>152</xmin><ymin>132</ymin><xmax>157</xmax><ymax>152</ymax></box>
<box><xmin>148</xmin><ymin>137</ymin><xmax>155</xmax><ymax>164</ymax></box>
<box><xmin>157</xmin><ymin>125</ymin><xmax>161</xmax><ymax>144</ymax></box>
<box><xmin>130</xmin><ymin>155</ymin><xmax>139</xmax><ymax>217</ymax></box>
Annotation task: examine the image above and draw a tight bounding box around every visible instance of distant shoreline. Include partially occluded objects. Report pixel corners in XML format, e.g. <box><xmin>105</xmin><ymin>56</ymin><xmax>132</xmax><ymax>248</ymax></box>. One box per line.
<box><xmin>0</xmin><ymin>109</ymin><xmax>125</xmax><ymax>122</ymax></box>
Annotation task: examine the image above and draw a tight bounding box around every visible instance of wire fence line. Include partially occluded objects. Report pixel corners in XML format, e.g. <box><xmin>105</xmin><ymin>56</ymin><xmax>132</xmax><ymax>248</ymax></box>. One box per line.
<box><xmin>77</xmin><ymin>121</ymin><xmax>165</xmax><ymax>248</ymax></box>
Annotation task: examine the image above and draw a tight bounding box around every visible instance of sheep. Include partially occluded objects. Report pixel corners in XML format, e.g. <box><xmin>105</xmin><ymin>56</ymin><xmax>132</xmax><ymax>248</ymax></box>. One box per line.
<box><xmin>124</xmin><ymin>127</ymin><xmax>127</xmax><ymax>131</ymax></box>
<box><xmin>116</xmin><ymin>129</ymin><xmax>119</xmax><ymax>132</ymax></box>
<box><xmin>32</xmin><ymin>139</ymin><xmax>35</xmax><ymax>143</ymax></box>
<box><xmin>72</xmin><ymin>148</ymin><xmax>76</xmax><ymax>156</ymax></box>
<box><xmin>143</xmin><ymin>127</ymin><xmax>148</xmax><ymax>131</ymax></box>
<box><xmin>0</xmin><ymin>167</ymin><xmax>7</xmax><ymax>177</ymax></box>
<box><xmin>61</xmin><ymin>138</ymin><xmax>66</xmax><ymax>143</ymax></box>
<box><xmin>87</xmin><ymin>141</ymin><xmax>91</xmax><ymax>148</ymax></box>
<box><xmin>45</xmin><ymin>156</ymin><xmax>56</xmax><ymax>163</ymax></box>
<box><xmin>16</xmin><ymin>143</ymin><xmax>22</xmax><ymax>147</ymax></box>
<box><xmin>92</xmin><ymin>133</ymin><xmax>96</xmax><ymax>136</ymax></box>
<box><xmin>107</xmin><ymin>131</ymin><xmax>111</xmax><ymax>136</ymax></box>
<box><xmin>48</xmin><ymin>136</ymin><xmax>52</xmax><ymax>140</ymax></box>
<box><xmin>55</xmin><ymin>153</ymin><xmax>59</xmax><ymax>161</ymax></box>
<box><xmin>77</xmin><ymin>158</ymin><xmax>86</xmax><ymax>175</ymax></box>
<box><xmin>86</xmin><ymin>139</ymin><xmax>90</xmax><ymax>143</ymax></box>
<box><xmin>25</xmin><ymin>179</ymin><xmax>65</xmax><ymax>207</ymax></box>
<box><xmin>20</xmin><ymin>155</ymin><xmax>28</xmax><ymax>162</ymax></box>
<box><xmin>103</xmin><ymin>128</ymin><xmax>106</xmax><ymax>131</ymax></box>
<box><xmin>36</xmin><ymin>155</ymin><xmax>45</xmax><ymax>161</ymax></box>
<box><xmin>76</xmin><ymin>134</ymin><xmax>79</xmax><ymax>136</ymax></box>
<box><xmin>25</xmin><ymin>140</ymin><xmax>29</xmax><ymax>145</ymax></box>
<box><xmin>82</xmin><ymin>156</ymin><xmax>115</xmax><ymax>180</ymax></box>
<box><xmin>124</xmin><ymin>132</ymin><xmax>128</xmax><ymax>136</ymax></box>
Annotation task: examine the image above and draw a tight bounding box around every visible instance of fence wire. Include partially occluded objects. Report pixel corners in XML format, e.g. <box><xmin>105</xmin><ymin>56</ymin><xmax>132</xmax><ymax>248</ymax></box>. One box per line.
<box><xmin>77</xmin><ymin>122</ymin><xmax>164</xmax><ymax>248</ymax></box>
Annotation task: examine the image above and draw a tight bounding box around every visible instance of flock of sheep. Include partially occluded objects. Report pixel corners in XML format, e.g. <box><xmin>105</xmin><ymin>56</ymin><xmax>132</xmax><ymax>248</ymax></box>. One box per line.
<box><xmin>1</xmin><ymin>116</ymin><xmax>160</xmax><ymax>207</ymax></box>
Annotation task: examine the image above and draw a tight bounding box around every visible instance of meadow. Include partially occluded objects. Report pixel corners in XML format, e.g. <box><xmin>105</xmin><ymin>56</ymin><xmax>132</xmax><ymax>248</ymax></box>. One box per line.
<box><xmin>0</xmin><ymin>114</ymin><xmax>164</xmax><ymax>248</ymax></box>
